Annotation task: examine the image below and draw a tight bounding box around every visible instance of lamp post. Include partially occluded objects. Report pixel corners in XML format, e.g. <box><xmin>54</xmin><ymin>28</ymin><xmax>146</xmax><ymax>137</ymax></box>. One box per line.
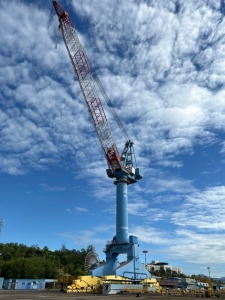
<box><xmin>143</xmin><ymin>250</ymin><xmax>148</xmax><ymax>268</ymax></box>
<box><xmin>207</xmin><ymin>267</ymin><xmax>211</xmax><ymax>278</ymax></box>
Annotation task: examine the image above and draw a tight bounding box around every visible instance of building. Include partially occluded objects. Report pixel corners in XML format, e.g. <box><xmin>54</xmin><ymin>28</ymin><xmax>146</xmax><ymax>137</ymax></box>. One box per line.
<box><xmin>0</xmin><ymin>278</ymin><xmax>4</xmax><ymax>289</ymax></box>
<box><xmin>159</xmin><ymin>277</ymin><xmax>209</xmax><ymax>291</ymax></box>
<box><xmin>3</xmin><ymin>279</ymin><xmax>54</xmax><ymax>290</ymax></box>
<box><xmin>146</xmin><ymin>260</ymin><xmax>182</xmax><ymax>274</ymax></box>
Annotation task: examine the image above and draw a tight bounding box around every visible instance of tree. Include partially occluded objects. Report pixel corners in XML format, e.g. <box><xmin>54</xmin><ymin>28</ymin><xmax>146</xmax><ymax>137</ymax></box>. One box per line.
<box><xmin>0</xmin><ymin>243</ymin><xmax>90</xmax><ymax>279</ymax></box>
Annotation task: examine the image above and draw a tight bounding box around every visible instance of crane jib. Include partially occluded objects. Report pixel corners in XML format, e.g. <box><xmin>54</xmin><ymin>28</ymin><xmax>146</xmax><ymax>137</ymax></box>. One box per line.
<box><xmin>53</xmin><ymin>0</ymin><xmax>122</xmax><ymax>171</ymax></box>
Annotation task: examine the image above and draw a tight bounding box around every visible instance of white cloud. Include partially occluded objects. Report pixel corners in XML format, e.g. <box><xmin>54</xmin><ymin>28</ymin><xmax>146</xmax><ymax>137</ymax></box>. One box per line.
<box><xmin>2</xmin><ymin>0</ymin><xmax>225</xmax><ymax>176</ymax></box>
<box><xmin>172</xmin><ymin>186</ymin><xmax>225</xmax><ymax>230</ymax></box>
<box><xmin>169</xmin><ymin>229</ymin><xmax>225</xmax><ymax>264</ymax></box>
<box><xmin>131</xmin><ymin>225</ymin><xmax>171</xmax><ymax>245</ymax></box>
<box><xmin>59</xmin><ymin>224</ymin><xmax>115</xmax><ymax>253</ymax></box>
<box><xmin>74</xmin><ymin>207</ymin><xmax>88</xmax><ymax>214</ymax></box>
<box><xmin>40</xmin><ymin>183</ymin><xmax>66</xmax><ymax>192</ymax></box>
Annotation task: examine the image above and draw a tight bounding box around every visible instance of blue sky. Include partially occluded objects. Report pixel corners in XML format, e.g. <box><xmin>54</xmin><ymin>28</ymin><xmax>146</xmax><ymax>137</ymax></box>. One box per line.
<box><xmin>1</xmin><ymin>0</ymin><xmax>225</xmax><ymax>278</ymax></box>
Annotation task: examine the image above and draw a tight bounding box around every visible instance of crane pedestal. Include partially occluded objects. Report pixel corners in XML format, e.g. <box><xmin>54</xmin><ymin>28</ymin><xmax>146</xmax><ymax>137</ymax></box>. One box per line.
<box><xmin>89</xmin><ymin>171</ymin><xmax>151</xmax><ymax>280</ymax></box>
<box><xmin>89</xmin><ymin>235</ymin><xmax>151</xmax><ymax>279</ymax></box>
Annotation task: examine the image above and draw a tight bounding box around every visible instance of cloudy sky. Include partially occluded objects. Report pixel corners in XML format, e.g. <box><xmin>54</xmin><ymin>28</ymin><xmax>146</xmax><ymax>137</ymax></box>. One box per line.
<box><xmin>1</xmin><ymin>0</ymin><xmax>225</xmax><ymax>278</ymax></box>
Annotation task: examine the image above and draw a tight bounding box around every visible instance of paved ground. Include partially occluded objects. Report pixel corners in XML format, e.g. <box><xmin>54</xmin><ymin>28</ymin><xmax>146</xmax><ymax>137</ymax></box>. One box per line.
<box><xmin>0</xmin><ymin>290</ymin><xmax>219</xmax><ymax>300</ymax></box>
<box><xmin>0</xmin><ymin>290</ymin><xmax>151</xmax><ymax>300</ymax></box>
<box><xmin>0</xmin><ymin>290</ymin><xmax>147</xmax><ymax>300</ymax></box>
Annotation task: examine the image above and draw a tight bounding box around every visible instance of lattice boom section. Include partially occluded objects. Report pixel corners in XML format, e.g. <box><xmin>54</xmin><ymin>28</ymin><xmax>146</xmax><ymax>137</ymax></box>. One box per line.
<box><xmin>58</xmin><ymin>13</ymin><xmax>122</xmax><ymax>170</ymax></box>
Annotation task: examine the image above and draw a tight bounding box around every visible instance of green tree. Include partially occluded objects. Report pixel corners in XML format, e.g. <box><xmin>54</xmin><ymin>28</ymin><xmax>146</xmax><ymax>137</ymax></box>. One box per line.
<box><xmin>0</xmin><ymin>242</ymin><xmax>91</xmax><ymax>278</ymax></box>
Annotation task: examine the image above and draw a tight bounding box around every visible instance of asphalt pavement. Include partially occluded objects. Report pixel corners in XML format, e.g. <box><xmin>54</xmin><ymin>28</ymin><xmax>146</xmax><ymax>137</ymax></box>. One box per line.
<box><xmin>0</xmin><ymin>290</ymin><xmax>145</xmax><ymax>300</ymax></box>
<box><xmin>0</xmin><ymin>290</ymin><xmax>219</xmax><ymax>300</ymax></box>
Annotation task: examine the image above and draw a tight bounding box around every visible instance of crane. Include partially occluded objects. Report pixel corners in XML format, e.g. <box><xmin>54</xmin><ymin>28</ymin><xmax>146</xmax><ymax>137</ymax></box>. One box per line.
<box><xmin>52</xmin><ymin>0</ymin><xmax>151</xmax><ymax>280</ymax></box>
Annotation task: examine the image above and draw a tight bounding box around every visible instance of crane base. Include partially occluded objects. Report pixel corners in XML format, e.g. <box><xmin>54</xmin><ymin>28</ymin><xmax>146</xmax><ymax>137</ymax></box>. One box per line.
<box><xmin>89</xmin><ymin>235</ymin><xmax>151</xmax><ymax>280</ymax></box>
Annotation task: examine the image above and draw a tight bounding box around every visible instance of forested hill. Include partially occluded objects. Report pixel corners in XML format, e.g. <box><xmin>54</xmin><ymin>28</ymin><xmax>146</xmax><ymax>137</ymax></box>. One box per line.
<box><xmin>0</xmin><ymin>243</ymin><xmax>93</xmax><ymax>279</ymax></box>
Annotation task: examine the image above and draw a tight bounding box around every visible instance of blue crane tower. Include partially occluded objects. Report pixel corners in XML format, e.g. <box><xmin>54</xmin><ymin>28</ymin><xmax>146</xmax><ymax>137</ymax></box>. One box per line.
<box><xmin>53</xmin><ymin>1</ymin><xmax>151</xmax><ymax>280</ymax></box>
